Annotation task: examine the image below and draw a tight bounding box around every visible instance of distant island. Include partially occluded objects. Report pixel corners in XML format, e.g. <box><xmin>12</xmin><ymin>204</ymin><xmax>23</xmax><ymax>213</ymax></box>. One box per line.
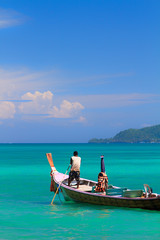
<box><xmin>89</xmin><ymin>124</ymin><xmax>160</xmax><ymax>143</ymax></box>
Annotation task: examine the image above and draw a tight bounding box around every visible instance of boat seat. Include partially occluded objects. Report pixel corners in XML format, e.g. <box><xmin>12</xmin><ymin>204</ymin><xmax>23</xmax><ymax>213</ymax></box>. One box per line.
<box><xmin>72</xmin><ymin>185</ymin><xmax>93</xmax><ymax>192</ymax></box>
<box><xmin>92</xmin><ymin>186</ymin><xmax>124</xmax><ymax>196</ymax></box>
<box><xmin>106</xmin><ymin>188</ymin><xmax>123</xmax><ymax>196</ymax></box>
<box><xmin>122</xmin><ymin>190</ymin><xmax>143</xmax><ymax>198</ymax></box>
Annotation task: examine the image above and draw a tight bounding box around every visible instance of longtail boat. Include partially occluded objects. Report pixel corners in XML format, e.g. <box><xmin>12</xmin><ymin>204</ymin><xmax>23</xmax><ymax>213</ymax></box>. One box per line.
<box><xmin>46</xmin><ymin>153</ymin><xmax>160</xmax><ymax>210</ymax></box>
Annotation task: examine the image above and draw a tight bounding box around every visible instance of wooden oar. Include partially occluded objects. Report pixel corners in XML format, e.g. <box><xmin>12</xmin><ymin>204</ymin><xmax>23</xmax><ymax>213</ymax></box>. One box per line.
<box><xmin>51</xmin><ymin>164</ymin><xmax>71</xmax><ymax>205</ymax></box>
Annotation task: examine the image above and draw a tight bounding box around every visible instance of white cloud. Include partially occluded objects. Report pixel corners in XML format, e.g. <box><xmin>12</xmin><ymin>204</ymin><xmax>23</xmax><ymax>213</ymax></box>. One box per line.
<box><xmin>49</xmin><ymin>100</ymin><xmax>84</xmax><ymax>118</ymax></box>
<box><xmin>0</xmin><ymin>65</ymin><xmax>85</xmax><ymax>121</ymax></box>
<box><xmin>19</xmin><ymin>91</ymin><xmax>85</xmax><ymax>119</ymax></box>
<box><xmin>0</xmin><ymin>102</ymin><xmax>15</xmax><ymax>119</ymax></box>
<box><xmin>19</xmin><ymin>91</ymin><xmax>53</xmax><ymax>114</ymax></box>
<box><xmin>0</xmin><ymin>8</ymin><xmax>25</xmax><ymax>29</ymax></box>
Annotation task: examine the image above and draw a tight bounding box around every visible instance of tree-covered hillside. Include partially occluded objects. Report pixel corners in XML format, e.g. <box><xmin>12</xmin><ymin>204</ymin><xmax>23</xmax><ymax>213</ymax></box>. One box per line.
<box><xmin>89</xmin><ymin>125</ymin><xmax>160</xmax><ymax>143</ymax></box>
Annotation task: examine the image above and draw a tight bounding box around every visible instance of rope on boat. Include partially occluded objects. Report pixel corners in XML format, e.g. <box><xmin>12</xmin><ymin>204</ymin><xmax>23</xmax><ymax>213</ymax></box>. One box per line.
<box><xmin>51</xmin><ymin>164</ymin><xmax>71</xmax><ymax>205</ymax></box>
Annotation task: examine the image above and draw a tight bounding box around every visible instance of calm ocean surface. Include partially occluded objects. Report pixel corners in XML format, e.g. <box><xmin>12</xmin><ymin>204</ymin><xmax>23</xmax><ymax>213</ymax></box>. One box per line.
<box><xmin>1</xmin><ymin>143</ymin><xmax>160</xmax><ymax>239</ymax></box>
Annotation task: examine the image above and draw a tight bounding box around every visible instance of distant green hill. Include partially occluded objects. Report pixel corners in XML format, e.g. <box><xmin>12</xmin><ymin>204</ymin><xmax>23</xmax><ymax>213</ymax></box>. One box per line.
<box><xmin>89</xmin><ymin>125</ymin><xmax>160</xmax><ymax>143</ymax></box>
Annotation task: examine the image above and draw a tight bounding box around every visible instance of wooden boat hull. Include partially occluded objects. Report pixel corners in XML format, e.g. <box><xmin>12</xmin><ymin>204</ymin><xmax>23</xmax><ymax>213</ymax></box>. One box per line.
<box><xmin>52</xmin><ymin>172</ymin><xmax>160</xmax><ymax>210</ymax></box>
<box><xmin>61</xmin><ymin>185</ymin><xmax>160</xmax><ymax>210</ymax></box>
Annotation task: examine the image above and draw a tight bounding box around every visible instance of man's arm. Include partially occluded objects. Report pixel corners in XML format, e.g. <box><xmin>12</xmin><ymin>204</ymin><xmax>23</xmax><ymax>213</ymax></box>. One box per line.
<box><xmin>70</xmin><ymin>157</ymin><xmax>72</xmax><ymax>165</ymax></box>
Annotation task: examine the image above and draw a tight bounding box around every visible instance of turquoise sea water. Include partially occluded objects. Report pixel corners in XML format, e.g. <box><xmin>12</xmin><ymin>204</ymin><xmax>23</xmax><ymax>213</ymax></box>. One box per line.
<box><xmin>1</xmin><ymin>143</ymin><xmax>160</xmax><ymax>239</ymax></box>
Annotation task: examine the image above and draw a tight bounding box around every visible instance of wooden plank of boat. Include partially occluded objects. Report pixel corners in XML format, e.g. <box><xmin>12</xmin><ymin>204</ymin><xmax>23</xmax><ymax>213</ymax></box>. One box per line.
<box><xmin>70</xmin><ymin>185</ymin><xmax>93</xmax><ymax>192</ymax></box>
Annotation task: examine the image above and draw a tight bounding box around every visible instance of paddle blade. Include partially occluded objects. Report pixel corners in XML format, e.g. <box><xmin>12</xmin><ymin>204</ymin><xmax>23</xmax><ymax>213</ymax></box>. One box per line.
<box><xmin>46</xmin><ymin>153</ymin><xmax>54</xmax><ymax>168</ymax></box>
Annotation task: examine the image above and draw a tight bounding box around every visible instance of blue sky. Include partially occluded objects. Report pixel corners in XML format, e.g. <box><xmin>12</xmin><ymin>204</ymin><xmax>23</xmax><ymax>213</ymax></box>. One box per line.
<box><xmin>0</xmin><ymin>0</ymin><xmax>160</xmax><ymax>143</ymax></box>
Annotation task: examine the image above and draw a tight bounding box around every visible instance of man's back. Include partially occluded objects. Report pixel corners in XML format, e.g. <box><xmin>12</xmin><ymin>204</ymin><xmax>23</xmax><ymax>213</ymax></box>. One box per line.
<box><xmin>71</xmin><ymin>156</ymin><xmax>81</xmax><ymax>171</ymax></box>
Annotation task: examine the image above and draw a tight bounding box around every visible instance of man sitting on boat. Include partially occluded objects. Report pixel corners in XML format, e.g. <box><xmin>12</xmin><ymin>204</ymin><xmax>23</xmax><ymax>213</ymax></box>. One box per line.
<box><xmin>95</xmin><ymin>172</ymin><xmax>108</xmax><ymax>194</ymax></box>
<box><xmin>68</xmin><ymin>151</ymin><xmax>81</xmax><ymax>189</ymax></box>
<box><xmin>95</xmin><ymin>155</ymin><xmax>108</xmax><ymax>194</ymax></box>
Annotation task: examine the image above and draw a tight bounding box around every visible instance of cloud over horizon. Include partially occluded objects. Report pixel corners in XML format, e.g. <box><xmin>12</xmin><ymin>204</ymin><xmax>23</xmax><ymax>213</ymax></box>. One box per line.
<box><xmin>49</xmin><ymin>100</ymin><xmax>84</xmax><ymax>118</ymax></box>
<box><xmin>0</xmin><ymin>67</ymin><xmax>159</xmax><ymax>127</ymax></box>
<box><xmin>0</xmin><ymin>67</ymin><xmax>85</xmax><ymax>121</ymax></box>
<box><xmin>19</xmin><ymin>91</ymin><xmax>85</xmax><ymax>120</ymax></box>
<box><xmin>0</xmin><ymin>102</ymin><xmax>15</xmax><ymax>119</ymax></box>
<box><xmin>19</xmin><ymin>91</ymin><xmax>53</xmax><ymax>114</ymax></box>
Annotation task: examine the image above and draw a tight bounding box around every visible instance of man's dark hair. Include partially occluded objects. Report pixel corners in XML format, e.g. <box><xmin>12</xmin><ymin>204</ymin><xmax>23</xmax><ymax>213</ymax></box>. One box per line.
<box><xmin>73</xmin><ymin>151</ymin><xmax>78</xmax><ymax>156</ymax></box>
